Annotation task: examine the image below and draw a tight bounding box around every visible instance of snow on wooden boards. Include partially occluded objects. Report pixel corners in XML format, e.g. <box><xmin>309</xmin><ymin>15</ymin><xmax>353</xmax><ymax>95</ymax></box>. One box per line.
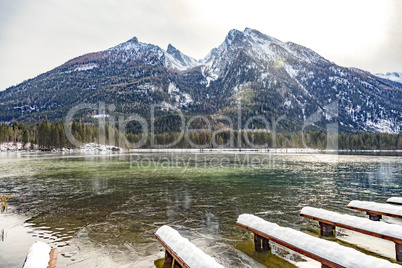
<box><xmin>347</xmin><ymin>200</ymin><xmax>402</xmax><ymax>219</ymax></box>
<box><xmin>388</xmin><ymin>197</ymin><xmax>402</xmax><ymax>205</ymax></box>
<box><xmin>300</xmin><ymin>206</ymin><xmax>402</xmax><ymax>262</ymax></box>
<box><xmin>155</xmin><ymin>225</ymin><xmax>224</xmax><ymax>268</ymax></box>
<box><xmin>237</xmin><ymin>214</ymin><xmax>401</xmax><ymax>268</ymax></box>
<box><xmin>300</xmin><ymin>206</ymin><xmax>402</xmax><ymax>242</ymax></box>
<box><xmin>22</xmin><ymin>241</ymin><xmax>58</xmax><ymax>268</ymax></box>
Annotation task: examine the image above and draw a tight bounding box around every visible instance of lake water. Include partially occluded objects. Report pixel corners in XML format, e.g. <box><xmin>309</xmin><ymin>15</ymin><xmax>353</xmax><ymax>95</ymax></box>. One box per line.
<box><xmin>0</xmin><ymin>152</ymin><xmax>401</xmax><ymax>267</ymax></box>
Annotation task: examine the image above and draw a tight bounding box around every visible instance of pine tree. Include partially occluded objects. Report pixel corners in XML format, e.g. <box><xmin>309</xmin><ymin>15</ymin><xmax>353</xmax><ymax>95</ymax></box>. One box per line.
<box><xmin>22</xmin><ymin>130</ymin><xmax>29</xmax><ymax>148</ymax></box>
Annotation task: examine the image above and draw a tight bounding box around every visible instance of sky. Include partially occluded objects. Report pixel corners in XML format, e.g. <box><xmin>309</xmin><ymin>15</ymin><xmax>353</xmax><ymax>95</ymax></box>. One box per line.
<box><xmin>0</xmin><ymin>0</ymin><xmax>401</xmax><ymax>91</ymax></box>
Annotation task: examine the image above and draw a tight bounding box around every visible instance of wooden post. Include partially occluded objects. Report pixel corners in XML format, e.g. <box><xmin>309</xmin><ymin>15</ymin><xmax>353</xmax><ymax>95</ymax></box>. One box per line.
<box><xmin>367</xmin><ymin>212</ymin><xmax>382</xmax><ymax>221</ymax></box>
<box><xmin>254</xmin><ymin>233</ymin><xmax>262</xmax><ymax>252</ymax></box>
<box><xmin>173</xmin><ymin>259</ymin><xmax>182</xmax><ymax>268</ymax></box>
<box><xmin>319</xmin><ymin>222</ymin><xmax>335</xmax><ymax>237</ymax></box>
<box><xmin>321</xmin><ymin>264</ymin><xmax>331</xmax><ymax>268</ymax></box>
<box><xmin>396</xmin><ymin>243</ymin><xmax>402</xmax><ymax>262</ymax></box>
<box><xmin>262</xmin><ymin>236</ymin><xmax>270</xmax><ymax>251</ymax></box>
<box><xmin>163</xmin><ymin>250</ymin><xmax>173</xmax><ymax>268</ymax></box>
<box><xmin>254</xmin><ymin>233</ymin><xmax>270</xmax><ymax>252</ymax></box>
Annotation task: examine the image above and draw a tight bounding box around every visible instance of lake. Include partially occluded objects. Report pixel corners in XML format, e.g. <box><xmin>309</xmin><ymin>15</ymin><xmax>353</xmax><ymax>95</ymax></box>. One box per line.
<box><xmin>0</xmin><ymin>151</ymin><xmax>401</xmax><ymax>267</ymax></box>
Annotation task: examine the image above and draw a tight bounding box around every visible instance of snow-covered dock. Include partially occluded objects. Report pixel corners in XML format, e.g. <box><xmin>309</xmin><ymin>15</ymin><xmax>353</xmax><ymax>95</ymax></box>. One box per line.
<box><xmin>155</xmin><ymin>225</ymin><xmax>224</xmax><ymax>268</ymax></box>
<box><xmin>347</xmin><ymin>200</ymin><xmax>402</xmax><ymax>220</ymax></box>
<box><xmin>300</xmin><ymin>206</ymin><xmax>402</xmax><ymax>261</ymax></box>
<box><xmin>237</xmin><ymin>214</ymin><xmax>401</xmax><ymax>268</ymax></box>
<box><xmin>388</xmin><ymin>197</ymin><xmax>402</xmax><ymax>205</ymax></box>
<box><xmin>22</xmin><ymin>241</ymin><xmax>57</xmax><ymax>268</ymax></box>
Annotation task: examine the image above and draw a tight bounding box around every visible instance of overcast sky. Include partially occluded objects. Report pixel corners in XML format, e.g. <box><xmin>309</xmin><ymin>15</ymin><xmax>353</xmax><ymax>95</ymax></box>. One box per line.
<box><xmin>0</xmin><ymin>0</ymin><xmax>401</xmax><ymax>91</ymax></box>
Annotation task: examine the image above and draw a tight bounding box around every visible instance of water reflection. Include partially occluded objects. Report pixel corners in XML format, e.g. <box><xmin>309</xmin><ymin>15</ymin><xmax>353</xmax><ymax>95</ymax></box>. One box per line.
<box><xmin>92</xmin><ymin>175</ymin><xmax>109</xmax><ymax>194</ymax></box>
<box><xmin>204</xmin><ymin>212</ymin><xmax>219</xmax><ymax>235</ymax></box>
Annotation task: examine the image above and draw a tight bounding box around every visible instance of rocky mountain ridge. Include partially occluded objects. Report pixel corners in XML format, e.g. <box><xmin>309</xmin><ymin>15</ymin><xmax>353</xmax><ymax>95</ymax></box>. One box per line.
<box><xmin>0</xmin><ymin>28</ymin><xmax>401</xmax><ymax>134</ymax></box>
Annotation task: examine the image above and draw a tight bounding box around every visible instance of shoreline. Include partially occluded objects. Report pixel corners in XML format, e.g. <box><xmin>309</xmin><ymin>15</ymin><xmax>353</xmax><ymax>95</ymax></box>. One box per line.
<box><xmin>128</xmin><ymin>148</ymin><xmax>402</xmax><ymax>153</ymax></box>
<box><xmin>1</xmin><ymin>142</ymin><xmax>401</xmax><ymax>154</ymax></box>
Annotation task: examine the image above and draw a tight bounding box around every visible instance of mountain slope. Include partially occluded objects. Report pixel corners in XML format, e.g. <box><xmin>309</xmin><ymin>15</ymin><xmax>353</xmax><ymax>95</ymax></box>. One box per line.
<box><xmin>198</xmin><ymin>28</ymin><xmax>401</xmax><ymax>133</ymax></box>
<box><xmin>375</xmin><ymin>72</ymin><xmax>402</xmax><ymax>85</ymax></box>
<box><xmin>0</xmin><ymin>28</ymin><xmax>401</xmax><ymax>134</ymax></box>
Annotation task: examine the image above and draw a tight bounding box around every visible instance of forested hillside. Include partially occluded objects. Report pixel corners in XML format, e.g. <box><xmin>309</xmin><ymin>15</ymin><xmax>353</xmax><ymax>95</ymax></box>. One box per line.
<box><xmin>1</xmin><ymin>121</ymin><xmax>401</xmax><ymax>150</ymax></box>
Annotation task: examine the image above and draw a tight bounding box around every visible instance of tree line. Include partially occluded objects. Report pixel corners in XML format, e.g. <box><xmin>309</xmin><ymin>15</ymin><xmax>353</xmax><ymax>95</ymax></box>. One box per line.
<box><xmin>0</xmin><ymin>121</ymin><xmax>401</xmax><ymax>150</ymax></box>
<box><xmin>0</xmin><ymin>121</ymin><xmax>101</xmax><ymax>149</ymax></box>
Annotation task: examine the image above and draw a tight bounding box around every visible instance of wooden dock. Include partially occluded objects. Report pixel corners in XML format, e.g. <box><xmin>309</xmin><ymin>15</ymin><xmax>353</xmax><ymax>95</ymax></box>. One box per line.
<box><xmin>22</xmin><ymin>242</ymin><xmax>57</xmax><ymax>268</ymax></box>
<box><xmin>236</xmin><ymin>214</ymin><xmax>401</xmax><ymax>268</ymax></box>
<box><xmin>300</xmin><ymin>206</ymin><xmax>402</xmax><ymax>262</ymax></box>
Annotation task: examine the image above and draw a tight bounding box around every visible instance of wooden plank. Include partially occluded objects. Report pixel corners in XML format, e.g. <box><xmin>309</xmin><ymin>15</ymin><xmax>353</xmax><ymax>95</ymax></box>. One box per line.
<box><xmin>396</xmin><ymin>243</ymin><xmax>402</xmax><ymax>262</ymax></box>
<box><xmin>47</xmin><ymin>248</ymin><xmax>58</xmax><ymax>268</ymax></box>
<box><xmin>387</xmin><ymin>200</ymin><xmax>402</xmax><ymax>206</ymax></box>
<box><xmin>236</xmin><ymin>222</ymin><xmax>345</xmax><ymax>268</ymax></box>
<box><xmin>155</xmin><ymin>234</ymin><xmax>190</xmax><ymax>268</ymax></box>
<box><xmin>300</xmin><ymin>213</ymin><xmax>402</xmax><ymax>244</ymax></box>
<box><xmin>347</xmin><ymin>205</ymin><xmax>402</xmax><ymax>219</ymax></box>
<box><xmin>388</xmin><ymin>201</ymin><xmax>402</xmax><ymax>205</ymax></box>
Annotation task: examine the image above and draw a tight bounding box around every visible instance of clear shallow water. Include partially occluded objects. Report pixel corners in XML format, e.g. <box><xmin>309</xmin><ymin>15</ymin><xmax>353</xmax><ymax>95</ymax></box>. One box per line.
<box><xmin>0</xmin><ymin>152</ymin><xmax>401</xmax><ymax>267</ymax></box>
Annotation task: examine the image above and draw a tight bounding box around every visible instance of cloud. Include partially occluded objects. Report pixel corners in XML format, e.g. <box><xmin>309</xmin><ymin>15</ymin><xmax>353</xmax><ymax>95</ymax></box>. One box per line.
<box><xmin>329</xmin><ymin>0</ymin><xmax>402</xmax><ymax>73</ymax></box>
<box><xmin>372</xmin><ymin>0</ymin><xmax>402</xmax><ymax>73</ymax></box>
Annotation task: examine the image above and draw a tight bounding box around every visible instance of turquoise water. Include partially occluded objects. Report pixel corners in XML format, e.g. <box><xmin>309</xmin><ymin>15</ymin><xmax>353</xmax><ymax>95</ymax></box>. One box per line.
<box><xmin>0</xmin><ymin>152</ymin><xmax>401</xmax><ymax>267</ymax></box>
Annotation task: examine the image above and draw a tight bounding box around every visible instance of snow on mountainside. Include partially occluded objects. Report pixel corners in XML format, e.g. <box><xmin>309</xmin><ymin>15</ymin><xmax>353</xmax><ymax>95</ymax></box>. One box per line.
<box><xmin>0</xmin><ymin>28</ymin><xmax>401</xmax><ymax>134</ymax></box>
<box><xmin>166</xmin><ymin>44</ymin><xmax>198</xmax><ymax>70</ymax></box>
<box><xmin>107</xmin><ymin>37</ymin><xmax>198</xmax><ymax>70</ymax></box>
<box><xmin>375</xmin><ymin>72</ymin><xmax>402</xmax><ymax>84</ymax></box>
<box><xmin>108</xmin><ymin>36</ymin><xmax>165</xmax><ymax>64</ymax></box>
<box><xmin>200</xmin><ymin>28</ymin><xmax>328</xmax><ymax>85</ymax></box>
<box><xmin>196</xmin><ymin>28</ymin><xmax>401</xmax><ymax>134</ymax></box>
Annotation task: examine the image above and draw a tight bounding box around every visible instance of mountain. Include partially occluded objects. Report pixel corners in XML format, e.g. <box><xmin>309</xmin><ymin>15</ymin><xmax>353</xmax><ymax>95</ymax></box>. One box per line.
<box><xmin>166</xmin><ymin>44</ymin><xmax>199</xmax><ymax>70</ymax></box>
<box><xmin>0</xmin><ymin>28</ymin><xmax>401</xmax><ymax>134</ymax></box>
<box><xmin>375</xmin><ymin>72</ymin><xmax>402</xmax><ymax>85</ymax></box>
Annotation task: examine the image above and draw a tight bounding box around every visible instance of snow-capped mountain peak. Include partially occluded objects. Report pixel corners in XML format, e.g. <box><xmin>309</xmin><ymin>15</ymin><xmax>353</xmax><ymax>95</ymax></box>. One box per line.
<box><xmin>225</xmin><ymin>29</ymin><xmax>245</xmax><ymax>46</ymax></box>
<box><xmin>224</xmin><ymin>28</ymin><xmax>280</xmax><ymax>47</ymax></box>
<box><xmin>107</xmin><ymin>37</ymin><xmax>198</xmax><ymax>70</ymax></box>
<box><xmin>106</xmin><ymin>36</ymin><xmax>165</xmax><ymax>66</ymax></box>
<box><xmin>200</xmin><ymin>27</ymin><xmax>327</xmax><ymax>85</ymax></box>
<box><xmin>126</xmin><ymin>36</ymin><xmax>139</xmax><ymax>43</ymax></box>
<box><xmin>243</xmin><ymin>27</ymin><xmax>281</xmax><ymax>44</ymax></box>
<box><xmin>375</xmin><ymin>72</ymin><xmax>402</xmax><ymax>84</ymax></box>
<box><xmin>165</xmin><ymin>44</ymin><xmax>198</xmax><ymax>70</ymax></box>
<box><xmin>109</xmin><ymin>36</ymin><xmax>141</xmax><ymax>51</ymax></box>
